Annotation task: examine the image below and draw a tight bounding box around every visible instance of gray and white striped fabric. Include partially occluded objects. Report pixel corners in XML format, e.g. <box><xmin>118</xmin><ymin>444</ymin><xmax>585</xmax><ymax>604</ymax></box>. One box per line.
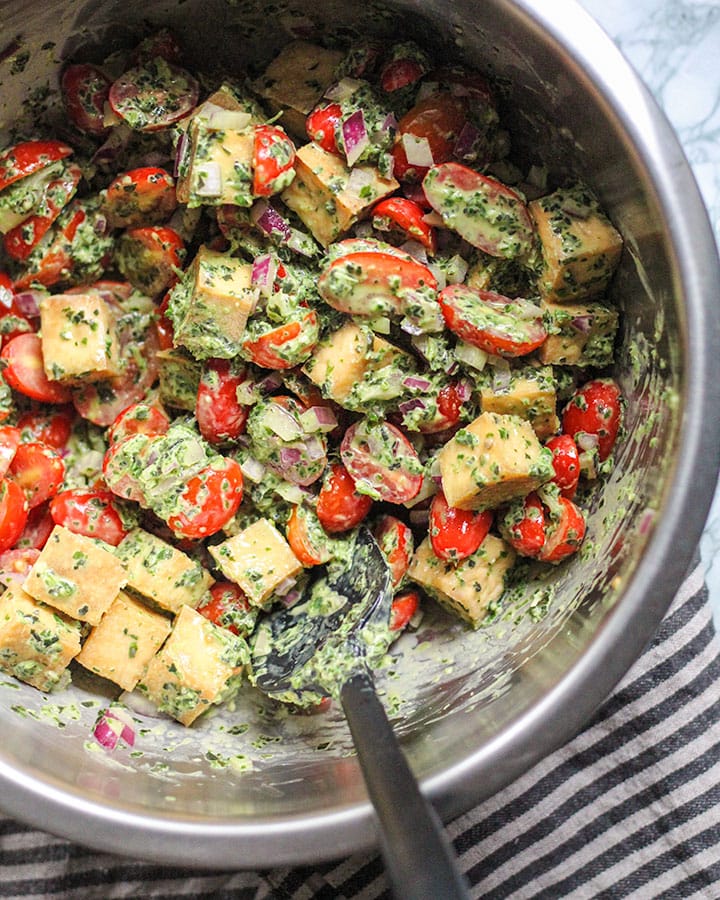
<box><xmin>1</xmin><ymin>562</ymin><xmax>717</xmax><ymax>899</ymax></box>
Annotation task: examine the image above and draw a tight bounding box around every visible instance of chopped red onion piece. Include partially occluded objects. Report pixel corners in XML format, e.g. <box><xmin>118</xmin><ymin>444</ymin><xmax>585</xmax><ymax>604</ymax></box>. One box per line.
<box><xmin>265</xmin><ymin>405</ymin><xmax>304</xmax><ymax>441</ymax></box>
<box><xmin>576</xmin><ymin>432</ymin><xmax>599</xmax><ymax>452</ymax></box>
<box><xmin>251</xmin><ymin>253</ymin><xmax>278</xmax><ymax>297</ymax></box>
<box><xmin>279</xmin><ymin>447</ymin><xmax>302</xmax><ymax>467</ymax></box>
<box><xmin>93</xmin><ymin>708</ymin><xmax>136</xmax><ymax>751</ymax></box>
<box><xmin>299</xmin><ymin>405</ymin><xmax>338</xmax><ymax>433</ymax></box>
<box><xmin>324</xmin><ymin>77</ymin><xmax>363</xmax><ymax>101</ymax></box>
<box><xmin>402</xmin><ymin>375</ymin><xmax>432</xmax><ymax>392</ymax></box>
<box><xmin>239</xmin><ymin>456</ymin><xmax>266</xmax><ymax>483</ymax></box>
<box><xmin>400</xmin><ymin>318</ymin><xmax>425</xmax><ymax>336</ymax></box>
<box><xmin>251</xmin><ymin>200</ymin><xmax>292</xmax><ymax>242</ymax></box>
<box><xmin>174</xmin><ymin>131</ymin><xmax>188</xmax><ymax>178</ymax></box>
<box><xmin>444</xmin><ymin>254</ymin><xmax>469</xmax><ymax>285</ymax></box>
<box><xmin>453</xmin><ymin>121</ymin><xmax>480</xmax><ymax>161</ymax></box>
<box><xmin>274</xmin><ymin>576</ymin><xmax>297</xmax><ymax>597</ymax></box>
<box><xmin>347</xmin><ymin>166</ymin><xmax>375</xmax><ymax>194</ymax></box>
<box><xmin>93</xmin><ymin>214</ymin><xmax>107</xmax><ymax>236</ymax></box>
<box><xmin>287</xmin><ymin>228</ymin><xmax>318</xmax><ymax>257</ymax></box>
<box><xmin>342</xmin><ymin>109</ymin><xmax>369</xmax><ymax>167</ymax></box>
<box><xmin>639</xmin><ymin>509</ymin><xmax>655</xmax><ymax>535</ymax></box>
<box><xmin>380</xmin><ymin>112</ymin><xmax>398</xmax><ymax>132</ymax></box>
<box><xmin>422</xmin><ymin>211</ymin><xmax>444</xmax><ymax>227</ymax></box>
<box><xmin>492</xmin><ymin>362</ymin><xmax>512</xmax><ymax>392</ymax></box>
<box><xmin>13</xmin><ymin>290</ymin><xmax>44</xmax><ymax>318</ymax></box>
<box><xmin>401</xmin><ymin>133</ymin><xmax>434</xmax><ymax>168</ymax></box>
<box><xmin>280</xmin><ymin>588</ymin><xmax>303</xmax><ymax>608</ymax></box>
<box><xmin>571</xmin><ymin>315</ymin><xmax>594</xmax><ymax>334</ymax></box>
<box><xmin>398</xmin><ymin>398</ymin><xmax>427</xmax><ymax>415</ymax></box>
<box><xmin>399</xmin><ymin>240</ymin><xmax>428</xmax><ymax>263</ymax></box>
<box><xmin>194</xmin><ymin>162</ymin><xmax>222</xmax><ymax>198</ymax></box>
<box><xmin>304</xmin><ymin>435</ymin><xmax>326</xmax><ymax>461</ymax></box>
<box><xmin>427</xmin><ymin>263</ymin><xmax>447</xmax><ymax>291</ymax></box>
<box><xmin>256</xmin><ymin>371</ymin><xmax>284</xmax><ymax>394</ymax></box>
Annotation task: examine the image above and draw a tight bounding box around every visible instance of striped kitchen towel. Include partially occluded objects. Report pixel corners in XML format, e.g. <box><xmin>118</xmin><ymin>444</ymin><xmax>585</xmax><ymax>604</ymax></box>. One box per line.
<box><xmin>0</xmin><ymin>561</ymin><xmax>717</xmax><ymax>899</ymax></box>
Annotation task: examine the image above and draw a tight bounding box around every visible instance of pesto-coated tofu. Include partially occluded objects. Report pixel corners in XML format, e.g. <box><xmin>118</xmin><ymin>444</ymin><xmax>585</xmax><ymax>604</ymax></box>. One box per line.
<box><xmin>408</xmin><ymin>534</ymin><xmax>515</xmax><ymax>628</ymax></box>
<box><xmin>438</xmin><ymin>412</ymin><xmax>554</xmax><ymax>510</ymax></box>
<box><xmin>168</xmin><ymin>246</ymin><xmax>258</xmax><ymax>360</ymax></box>
<box><xmin>24</xmin><ymin>526</ymin><xmax>127</xmax><ymax>625</ymax></box>
<box><xmin>539</xmin><ymin>298</ymin><xmax>619</xmax><ymax>367</ymax></box>
<box><xmin>210</xmin><ymin>518</ymin><xmax>303</xmax><ymax>608</ymax></box>
<box><xmin>116</xmin><ymin>528</ymin><xmax>213</xmax><ymax>614</ymax></box>
<box><xmin>479</xmin><ymin>366</ymin><xmax>559</xmax><ymax>440</ymax></box>
<box><xmin>75</xmin><ymin>590</ymin><xmax>171</xmax><ymax>691</ymax></box>
<box><xmin>529</xmin><ymin>184</ymin><xmax>623</xmax><ymax>302</ymax></box>
<box><xmin>0</xmin><ymin>582</ymin><xmax>82</xmax><ymax>691</ymax></box>
<box><xmin>39</xmin><ymin>293</ymin><xmax>120</xmax><ymax>383</ymax></box>
<box><xmin>155</xmin><ymin>348</ymin><xmax>202</xmax><ymax>411</ymax></box>
<box><xmin>253</xmin><ymin>41</ymin><xmax>344</xmax><ymax>138</ymax></box>
<box><xmin>281</xmin><ymin>143</ymin><xmax>398</xmax><ymax>247</ymax></box>
<box><xmin>138</xmin><ymin>604</ymin><xmax>247</xmax><ymax>726</ymax></box>
<box><xmin>176</xmin><ymin>119</ymin><xmax>255</xmax><ymax>207</ymax></box>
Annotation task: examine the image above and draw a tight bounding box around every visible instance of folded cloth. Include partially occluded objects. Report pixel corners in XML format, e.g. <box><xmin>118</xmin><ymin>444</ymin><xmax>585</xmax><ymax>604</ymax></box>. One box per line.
<box><xmin>0</xmin><ymin>562</ymin><xmax>716</xmax><ymax>899</ymax></box>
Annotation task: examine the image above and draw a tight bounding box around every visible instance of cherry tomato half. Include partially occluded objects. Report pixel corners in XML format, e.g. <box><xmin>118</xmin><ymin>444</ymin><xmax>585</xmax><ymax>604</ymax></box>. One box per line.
<box><xmin>316</xmin><ymin>463</ymin><xmax>374</xmax><ymax>534</ymax></box>
<box><xmin>241</xmin><ymin>309</ymin><xmax>318</xmax><ymax>370</ymax></box>
<box><xmin>107</xmin><ymin>402</ymin><xmax>170</xmax><ymax>445</ymax></box>
<box><xmin>286</xmin><ymin>504</ymin><xmax>332</xmax><ymax>567</ymax></box>
<box><xmin>341</xmin><ymin>419</ymin><xmax>423</xmax><ymax>505</ymax></box>
<box><xmin>429</xmin><ymin>490</ymin><xmax>493</xmax><ymax>561</ymax></box>
<box><xmin>108</xmin><ymin>59</ymin><xmax>199</xmax><ymax>132</ymax></box>
<box><xmin>197</xmin><ymin>581</ymin><xmax>254</xmax><ymax>635</ymax></box>
<box><xmin>562</xmin><ymin>379</ymin><xmax>622</xmax><ymax>462</ymax></box>
<box><xmin>539</xmin><ymin>496</ymin><xmax>587</xmax><ymax>564</ymax></box>
<box><xmin>17</xmin><ymin>407</ymin><xmax>74</xmax><ymax>449</ymax></box>
<box><xmin>500</xmin><ymin>492</ymin><xmax>546</xmax><ymax>558</ymax></box>
<box><xmin>546</xmin><ymin>434</ymin><xmax>580</xmax><ymax>499</ymax></box>
<box><xmin>389</xmin><ymin>588</ymin><xmax>420</xmax><ymax>631</ymax></box>
<box><xmin>103</xmin><ymin>166</ymin><xmax>177</xmax><ymax>229</ymax></box>
<box><xmin>0</xmin><ymin>140</ymin><xmax>73</xmax><ymax>193</ymax></box>
<box><xmin>61</xmin><ymin>64</ymin><xmax>112</xmax><ymax>136</ymax></box>
<box><xmin>252</xmin><ymin>124</ymin><xmax>296</xmax><ymax>198</ymax></box>
<box><xmin>167</xmin><ymin>457</ymin><xmax>244</xmax><ymax>539</ymax></box>
<box><xmin>17</xmin><ymin>501</ymin><xmax>54</xmax><ymax>550</ymax></box>
<box><xmin>196</xmin><ymin>359</ymin><xmax>249</xmax><ymax>444</ymax></box>
<box><xmin>374</xmin><ymin>514</ymin><xmax>414</xmax><ymax>587</ymax></box>
<box><xmin>0</xmin><ymin>478</ymin><xmax>28</xmax><ymax>553</ymax></box>
<box><xmin>1</xmin><ymin>333</ymin><xmax>72</xmax><ymax>404</ymax></box>
<box><xmin>305</xmin><ymin>102</ymin><xmax>342</xmax><ymax>155</ymax></box>
<box><xmin>50</xmin><ymin>489</ymin><xmax>129</xmax><ymax>546</ymax></box>
<box><xmin>391</xmin><ymin>93</ymin><xmax>467</xmax><ymax>181</ymax></box>
<box><xmin>8</xmin><ymin>441</ymin><xmax>65</xmax><ymax>509</ymax></box>
<box><xmin>371</xmin><ymin>197</ymin><xmax>436</xmax><ymax>253</ymax></box>
<box><xmin>0</xmin><ymin>426</ymin><xmax>21</xmax><ymax>477</ymax></box>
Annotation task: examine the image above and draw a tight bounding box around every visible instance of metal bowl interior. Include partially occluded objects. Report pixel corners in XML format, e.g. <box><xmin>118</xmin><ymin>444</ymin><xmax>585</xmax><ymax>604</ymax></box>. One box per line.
<box><xmin>0</xmin><ymin>0</ymin><xmax>718</xmax><ymax>869</ymax></box>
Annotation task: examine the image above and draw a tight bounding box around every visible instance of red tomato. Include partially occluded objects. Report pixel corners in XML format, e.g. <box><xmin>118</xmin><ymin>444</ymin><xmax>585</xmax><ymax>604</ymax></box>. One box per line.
<box><xmin>391</xmin><ymin>93</ymin><xmax>467</xmax><ymax>181</ymax></box>
<box><xmin>381</xmin><ymin>57</ymin><xmax>426</xmax><ymax>93</ymax></box>
<box><xmin>61</xmin><ymin>64</ymin><xmax>112</xmax><ymax>136</ymax></box>
<box><xmin>241</xmin><ymin>310</ymin><xmax>318</xmax><ymax>370</ymax></box>
<box><xmin>197</xmin><ymin>582</ymin><xmax>253</xmax><ymax>635</ymax></box>
<box><xmin>252</xmin><ymin>125</ymin><xmax>296</xmax><ymax>197</ymax></box>
<box><xmin>155</xmin><ymin>291</ymin><xmax>175</xmax><ymax>350</ymax></box>
<box><xmin>305</xmin><ymin>103</ymin><xmax>342</xmax><ymax>154</ymax></box>
<box><xmin>316</xmin><ymin>463</ymin><xmax>374</xmax><ymax>534</ymax></box>
<box><xmin>1</xmin><ymin>334</ymin><xmax>72</xmax><ymax>404</ymax></box>
<box><xmin>17</xmin><ymin>501</ymin><xmax>54</xmax><ymax>550</ymax></box>
<box><xmin>102</xmin><ymin>435</ymin><xmax>150</xmax><ymax>505</ymax></box>
<box><xmin>410</xmin><ymin>379</ymin><xmax>468</xmax><ymax>435</ymax></box>
<box><xmin>562</xmin><ymin>379</ymin><xmax>622</xmax><ymax>462</ymax></box>
<box><xmin>390</xmin><ymin>589</ymin><xmax>420</xmax><ymax>631</ymax></box>
<box><xmin>429</xmin><ymin>490</ymin><xmax>493</xmax><ymax>561</ymax></box>
<box><xmin>196</xmin><ymin>359</ymin><xmax>249</xmax><ymax>444</ymax></box>
<box><xmin>8</xmin><ymin>442</ymin><xmax>65</xmax><ymax>509</ymax></box>
<box><xmin>371</xmin><ymin>197</ymin><xmax>436</xmax><ymax>252</ymax></box>
<box><xmin>0</xmin><ymin>479</ymin><xmax>28</xmax><ymax>553</ymax></box>
<box><xmin>103</xmin><ymin>166</ymin><xmax>177</xmax><ymax>229</ymax></box>
<box><xmin>116</xmin><ymin>225</ymin><xmax>184</xmax><ymax>296</ymax></box>
<box><xmin>286</xmin><ymin>504</ymin><xmax>331</xmax><ymax>567</ymax></box>
<box><xmin>0</xmin><ymin>426</ymin><xmax>21</xmax><ymax>477</ymax></box>
<box><xmin>373</xmin><ymin>514</ymin><xmax>414</xmax><ymax>586</ymax></box>
<box><xmin>0</xmin><ymin>140</ymin><xmax>73</xmax><ymax>193</ymax></box>
<box><xmin>0</xmin><ymin>547</ymin><xmax>40</xmax><ymax>582</ymax></box>
<box><xmin>539</xmin><ymin>496</ymin><xmax>586</xmax><ymax>564</ymax></box>
<box><xmin>501</xmin><ymin>492</ymin><xmax>546</xmax><ymax>558</ymax></box>
<box><xmin>340</xmin><ymin>419</ymin><xmax>423</xmax><ymax>505</ymax></box>
<box><xmin>167</xmin><ymin>457</ymin><xmax>244</xmax><ymax>539</ymax></box>
<box><xmin>438</xmin><ymin>285</ymin><xmax>546</xmax><ymax>357</ymax></box>
<box><xmin>50</xmin><ymin>489</ymin><xmax>128</xmax><ymax>546</ymax></box>
<box><xmin>107</xmin><ymin>402</ymin><xmax>170</xmax><ymax>445</ymax></box>
<box><xmin>546</xmin><ymin>434</ymin><xmax>580</xmax><ymax>499</ymax></box>
<box><xmin>11</xmin><ymin>203</ymin><xmax>90</xmax><ymax>291</ymax></box>
<box><xmin>108</xmin><ymin>60</ymin><xmax>199</xmax><ymax>132</ymax></box>
<box><xmin>17</xmin><ymin>407</ymin><xmax>74</xmax><ymax>449</ymax></box>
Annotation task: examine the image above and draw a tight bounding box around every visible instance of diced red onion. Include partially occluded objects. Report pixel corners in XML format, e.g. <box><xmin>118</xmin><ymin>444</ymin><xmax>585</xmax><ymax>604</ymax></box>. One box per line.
<box><xmin>401</xmin><ymin>133</ymin><xmax>434</xmax><ymax>168</ymax></box>
<box><xmin>287</xmin><ymin>228</ymin><xmax>318</xmax><ymax>258</ymax></box>
<box><xmin>93</xmin><ymin>708</ymin><xmax>135</xmax><ymax>750</ymax></box>
<box><xmin>399</xmin><ymin>240</ymin><xmax>428</xmax><ymax>264</ymax></box>
<box><xmin>256</xmin><ymin>371</ymin><xmax>284</xmax><ymax>394</ymax></box>
<box><xmin>93</xmin><ymin>214</ymin><xmax>107</xmax><ymax>236</ymax></box>
<box><xmin>13</xmin><ymin>290</ymin><xmax>44</xmax><ymax>318</ymax></box>
<box><xmin>576</xmin><ymin>432</ymin><xmax>599</xmax><ymax>452</ymax></box>
<box><xmin>304</xmin><ymin>435</ymin><xmax>326</xmax><ymax>461</ymax></box>
<box><xmin>444</xmin><ymin>254</ymin><xmax>469</xmax><ymax>285</ymax></box>
<box><xmin>571</xmin><ymin>315</ymin><xmax>594</xmax><ymax>334</ymax></box>
<box><xmin>274</xmin><ymin>576</ymin><xmax>297</xmax><ymax>598</ymax></box>
<box><xmin>381</xmin><ymin>112</ymin><xmax>398</xmax><ymax>133</ymax></box>
<box><xmin>492</xmin><ymin>361</ymin><xmax>512</xmax><ymax>392</ymax></box>
<box><xmin>324</xmin><ymin>78</ymin><xmax>363</xmax><ymax>101</ymax></box>
<box><xmin>453</xmin><ymin>121</ymin><xmax>480</xmax><ymax>161</ymax></box>
<box><xmin>299</xmin><ymin>405</ymin><xmax>338</xmax><ymax>434</ymax></box>
<box><xmin>239</xmin><ymin>456</ymin><xmax>266</xmax><ymax>483</ymax></box>
<box><xmin>342</xmin><ymin>109</ymin><xmax>369</xmax><ymax>167</ymax></box>
<box><xmin>398</xmin><ymin>398</ymin><xmax>427</xmax><ymax>415</ymax></box>
<box><xmin>422</xmin><ymin>211</ymin><xmax>444</xmax><ymax>227</ymax></box>
<box><xmin>194</xmin><ymin>162</ymin><xmax>222</xmax><ymax>198</ymax></box>
<box><xmin>400</xmin><ymin>318</ymin><xmax>425</xmax><ymax>336</ymax></box>
<box><xmin>264</xmin><ymin>402</ymin><xmax>303</xmax><ymax>440</ymax></box>
<box><xmin>174</xmin><ymin>131</ymin><xmax>188</xmax><ymax>179</ymax></box>
<box><xmin>251</xmin><ymin>200</ymin><xmax>292</xmax><ymax>241</ymax></box>
<box><xmin>347</xmin><ymin>166</ymin><xmax>375</xmax><ymax>194</ymax></box>
<box><xmin>251</xmin><ymin>253</ymin><xmax>278</xmax><ymax>297</ymax></box>
<box><xmin>639</xmin><ymin>509</ymin><xmax>655</xmax><ymax>535</ymax></box>
<box><xmin>200</xmin><ymin>104</ymin><xmax>252</xmax><ymax>132</ymax></box>
<box><xmin>279</xmin><ymin>447</ymin><xmax>302</xmax><ymax>467</ymax></box>
<box><xmin>427</xmin><ymin>263</ymin><xmax>446</xmax><ymax>291</ymax></box>
<box><xmin>402</xmin><ymin>375</ymin><xmax>432</xmax><ymax>392</ymax></box>
<box><xmin>280</xmin><ymin>588</ymin><xmax>303</xmax><ymax>607</ymax></box>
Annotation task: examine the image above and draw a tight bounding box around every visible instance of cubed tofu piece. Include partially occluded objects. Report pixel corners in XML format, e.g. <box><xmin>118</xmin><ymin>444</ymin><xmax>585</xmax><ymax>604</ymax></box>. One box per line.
<box><xmin>138</xmin><ymin>604</ymin><xmax>247</xmax><ymax>726</ymax></box>
<box><xmin>75</xmin><ymin>590</ymin><xmax>171</xmax><ymax>692</ymax></box>
<box><xmin>281</xmin><ymin>143</ymin><xmax>398</xmax><ymax>247</ymax></box>
<box><xmin>116</xmin><ymin>528</ymin><xmax>213</xmax><ymax>614</ymax></box>
<box><xmin>176</xmin><ymin>119</ymin><xmax>255</xmax><ymax>207</ymax></box>
<box><xmin>479</xmin><ymin>366</ymin><xmax>559</xmax><ymax>440</ymax></box>
<box><xmin>168</xmin><ymin>246</ymin><xmax>258</xmax><ymax>360</ymax></box>
<box><xmin>39</xmin><ymin>293</ymin><xmax>121</xmax><ymax>383</ymax></box>
<box><xmin>24</xmin><ymin>526</ymin><xmax>127</xmax><ymax>625</ymax></box>
<box><xmin>408</xmin><ymin>534</ymin><xmax>515</xmax><ymax>628</ymax></box>
<box><xmin>539</xmin><ymin>298</ymin><xmax>619</xmax><ymax>367</ymax></box>
<box><xmin>0</xmin><ymin>582</ymin><xmax>82</xmax><ymax>691</ymax></box>
<box><xmin>253</xmin><ymin>41</ymin><xmax>344</xmax><ymax>138</ymax></box>
<box><xmin>302</xmin><ymin>321</ymin><xmax>409</xmax><ymax>403</ymax></box>
<box><xmin>155</xmin><ymin>348</ymin><xmax>202</xmax><ymax>411</ymax></box>
<box><xmin>210</xmin><ymin>518</ymin><xmax>303</xmax><ymax>608</ymax></box>
<box><xmin>438</xmin><ymin>412</ymin><xmax>554</xmax><ymax>510</ymax></box>
<box><xmin>529</xmin><ymin>184</ymin><xmax>623</xmax><ymax>302</ymax></box>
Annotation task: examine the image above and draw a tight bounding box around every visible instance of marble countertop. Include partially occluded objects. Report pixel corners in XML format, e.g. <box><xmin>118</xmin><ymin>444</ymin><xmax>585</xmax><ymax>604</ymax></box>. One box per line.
<box><xmin>578</xmin><ymin>0</ymin><xmax>720</xmax><ymax>622</ymax></box>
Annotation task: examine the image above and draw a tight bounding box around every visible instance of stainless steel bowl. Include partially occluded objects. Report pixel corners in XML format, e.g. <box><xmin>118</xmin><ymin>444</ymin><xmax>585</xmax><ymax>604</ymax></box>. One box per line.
<box><xmin>0</xmin><ymin>0</ymin><xmax>718</xmax><ymax>868</ymax></box>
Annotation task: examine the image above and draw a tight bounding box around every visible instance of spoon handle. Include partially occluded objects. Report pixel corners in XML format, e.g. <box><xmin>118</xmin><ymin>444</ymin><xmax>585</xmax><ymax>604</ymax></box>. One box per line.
<box><xmin>341</xmin><ymin>672</ymin><xmax>470</xmax><ymax>900</ymax></box>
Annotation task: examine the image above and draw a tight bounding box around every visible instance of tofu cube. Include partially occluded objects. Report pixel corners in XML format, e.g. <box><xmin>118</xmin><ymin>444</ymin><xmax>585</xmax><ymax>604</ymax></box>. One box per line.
<box><xmin>24</xmin><ymin>526</ymin><xmax>127</xmax><ymax>625</ymax></box>
<box><xmin>168</xmin><ymin>246</ymin><xmax>258</xmax><ymax>360</ymax></box>
<box><xmin>438</xmin><ymin>412</ymin><xmax>554</xmax><ymax>510</ymax></box>
<box><xmin>116</xmin><ymin>528</ymin><xmax>213</xmax><ymax>614</ymax></box>
<box><xmin>282</xmin><ymin>143</ymin><xmax>399</xmax><ymax>247</ymax></box>
<box><xmin>210</xmin><ymin>518</ymin><xmax>303</xmax><ymax>608</ymax></box>
<box><xmin>39</xmin><ymin>293</ymin><xmax>120</xmax><ymax>383</ymax></box>
<box><xmin>529</xmin><ymin>184</ymin><xmax>623</xmax><ymax>302</ymax></box>
<box><xmin>138</xmin><ymin>604</ymin><xmax>247</xmax><ymax>726</ymax></box>
<box><xmin>155</xmin><ymin>348</ymin><xmax>202</xmax><ymax>411</ymax></box>
<box><xmin>176</xmin><ymin>120</ymin><xmax>255</xmax><ymax>207</ymax></box>
<box><xmin>75</xmin><ymin>590</ymin><xmax>171</xmax><ymax>691</ymax></box>
<box><xmin>0</xmin><ymin>582</ymin><xmax>82</xmax><ymax>691</ymax></box>
<box><xmin>408</xmin><ymin>534</ymin><xmax>515</xmax><ymax>628</ymax></box>
<box><xmin>479</xmin><ymin>366</ymin><xmax>559</xmax><ymax>440</ymax></box>
<box><xmin>253</xmin><ymin>41</ymin><xmax>344</xmax><ymax>138</ymax></box>
<box><xmin>539</xmin><ymin>299</ymin><xmax>619</xmax><ymax>367</ymax></box>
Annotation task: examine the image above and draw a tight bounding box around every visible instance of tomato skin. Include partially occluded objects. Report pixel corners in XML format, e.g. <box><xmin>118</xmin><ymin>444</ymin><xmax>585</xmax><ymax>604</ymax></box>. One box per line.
<box><xmin>305</xmin><ymin>103</ymin><xmax>342</xmax><ymax>154</ymax></box>
<box><xmin>197</xmin><ymin>582</ymin><xmax>252</xmax><ymax>635</ymax></box>
<box><xmin>429</xmin><ymin>490</ymin><xmax>493</xmax><ymax>561</ymax></box>
<box><xmin>8</xmin><ymin>441</ymin><xmax>65</xmax><ymax>509</ymax></box>
<box><xmin>107</xmin><ymin>402</ymin><xmax>170</xmax><ymax>445</ymax></box>
<box><xmin>241</xmin><ymin>310</ymin><xmax>318</xmax><ymax>370</ymax></box>
<box><xmin>391</xmin><ymin>93</ymin><xmax>467</xmax><ymax>181</ymax></box>
<box><xmin>61</xmin><ymin>64</ymin><xmax>112</xmax><ymax>136</ymax></box>
<box><xmin>341</xmin><ymin>419</ymin><xmax>423</xmax><ymax>505</ymax></box>
<box><xmin>0</xmin><ymin>140</ymin><xmax>73</xmax><ymax>193</ymax></box>
<box><xmin>108</xmin><ymin>60</ymin><xmax>199</xmax><ymax>132</ymax></box>
<box><xmin>0</xmin><ymin>479</ymin><xmax>29</xmax><ymax>553</ymax></box>
<box><xmin>252</xmin><ymin>125</ymin><xmax>296</xmax><ymax>197</ymax></box>
<box><xmin>390</xmin><ymin>589</ymin><xmax>420</xmax><ymax>631</ymax></box>
<box><xmin>17</xmin><ymin>407</ymin><xmax>74</xmax><ymax>449</ymax></box>
<box><xmin>0</xmin><ymin>426</ymin><xmax>21</xmax><ymax>477</ymax></box>
<box><xmin>167</xmin><ymin>457</ymin><xmax>244</xmax><ymax>539</ymax></box>
<box><xmin>50</xmin><ymin>489</ymin><xmax>129</xmax><ymax>546</ymax></box>
<box><xmin>196</xmin><ymin>359</ymin><xmax>249</xmax><ymax>444</ymax></box>
<box><xmin>17</xmin><ymin>501</ymin><xmax>54</xmax><ymax>550</ymax></box>
<box><xmin>373</xmin><ymin>514</ymin><xmax>414</xmax><ymax>586</ymax></box>
<box><xmin>316</xmin><ymin>463</ymin><xmax>374</xmax><ymax>534</ymax></box>
<box><xmin>286</xmin><ymin>504</ymin><xmax>332</xmax><ymax>567</ymax></box>
<box><xmin>116</xmin><ymin>225</ymin><xmax>184</xmax><ymax>296</ymax></box>
<box><xmin>381</xmin><ymin>57</ymin><xmax>426</xmax><ymax>93</ymax></box>
<box><xmin>1</xmin><ymin>333</ymin><xmax>72</xmax><ymax>404</ymax></box>
<box><xmin>0</xmin><ymin>547</ymin><xmax>40</xmax><ymax>582</ymax></box>
<box><xmin>546</xmin><ymin>434</ymin><xmax>580</xmax><ymax>499</ymax></box>
<box><xmin>371</xmin><ymin>197</ymin><xmax>436</xmax><ymax>253</ymax></box>
<box><xmin>538</xmin><ymin>496</ymin><xmax>586</xmax><ymax>564</ymax></box>
<box><xmin>501</xmin><ymin>492</ymin><xmax>546</xmax><ymax>558</ymax></box>
<box><xmin>103</xmin><ymin>166</ymin><xmax>177</xmax><ymax>229</ymax></box>
<box><xmin>562</xmin><ymin>379</ymin><xmax>622</xmax><ymax>462</ymax></box>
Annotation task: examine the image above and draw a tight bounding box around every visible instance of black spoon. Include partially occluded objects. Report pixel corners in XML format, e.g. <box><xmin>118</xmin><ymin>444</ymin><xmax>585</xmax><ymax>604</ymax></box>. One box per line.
<box><xmin>250</xmin><ymin>528</ymin><xmax>470</xmax><ymax>900</ymax></box>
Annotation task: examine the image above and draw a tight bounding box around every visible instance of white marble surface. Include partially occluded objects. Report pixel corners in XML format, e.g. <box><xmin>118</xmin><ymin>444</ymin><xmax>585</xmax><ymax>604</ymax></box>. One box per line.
<box><xmin>578</xmin><ymin>0</ymin><xmax>720</xmax><ymax>623</ymax></box>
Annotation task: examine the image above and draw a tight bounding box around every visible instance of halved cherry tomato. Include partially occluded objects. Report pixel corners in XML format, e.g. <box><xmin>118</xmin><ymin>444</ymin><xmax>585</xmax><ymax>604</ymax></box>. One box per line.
<box><xmin>0</xmin><ymin>140</ymin><xmax>73</xmax><ymax>193</ymax></box>
<box><xmin>409</xmin><ymin>379</ymin><xmax>469</xmax><ymax>435</ymax></box>
<box><xmin>562</xmin><ymin>379</ymin><xmax>622</xmax><ymax>462</ymax></box>
<box><xmin>108</xmin><ymin>59</ymin><xmax>199</xmax><ymax>132</ymax></box>
<box><xmin>167</xmin><ymin>457</ymin><xmax>244</xmax><ymax>539</ymax></box>
<box><xmin>0</xmin><ymin>426</ymin><xmax>21</xmax><ymax>477</ymax></box>
<box><xmin>102</xmin><ymin>434</ymin><xmax>151</xmax><ymax>505</ymax></box>
<box><xmin>438</xmin><ymin>285</ymin><xmax>546</xmax><ymax>357</ymax></box>
<box><xmin>305</xmin><ymin>103</ymin><xmax>342</xmax><ymax>155</ymax></box>
<box><xmin>546</xmin><ymin>434</ymin><xmax>580</xmax><ymax>499</ymax></box>
<box><xmin>8</xmin><ymin>441</ymin><xmax>65</xmax><ymax>509</ymax></box>
<box><xmin>107</xmin><ymin>402</ymin><xmax>170</xmax><ymax>445</ymax></box>
<box><xmin>0</xmin><ymin>272</ymin><xmax>34</xmax><ymax>347</ymax></box>
<box><xmin>197</xmin><ymin>581</ymin><xmax>254</xmax><ymax>635</ymax></box>
<box><xmin>252</xmin><ymin>125</ymin><xmax>296</xmax><ymax>197</ymax></box>
<box><xmin>103</xmin><ymin>166</ymin><xmax>177</xmax><ymax>229</ymax></box>
<box><xmin>390</xmin><ymin>588</ymin><xmax>420</xmax><ymax>631</ymax></box>
<box><xmin>241</xmin><ymin>309</ymin><xmax>318</xmax><ymax>370</ymax></box>
<box><xmin>374</xmin><ymin>514</ymin><xmax>414</xmax><ymax>586</ymax></box>
<box><xmin>61</xmin><ymin>64</ymin><xmax>112</xmax><ymax>136</ymax></box>
<box><xmin>16</xmin><ymin>407</ymin><xmax>73</xmax><ymax>449</ymax></box>
<box><xmin>1</xmin><ymin>333</ymin><xmax>72</xmax><ymax>403</ymax></box>
<box><xmin>391</xmin><ymin>93</ymin><xmax>467</xmax><ymax>181</ymax></box>
<box><xmin>341</xmin><ymin>419</ymin><xmax>423</xmax><ymax>504</ymax></box>
<box><xmin>17</xmin><ymin>501</ymin><xmax>54</xmax><ymax>550</ymax></box>
<box><xmin>0</xmin><ymin>547</ymin><xmax>40</xmax><ymax>582</ymax></box>
<box><xmin>156</xmin><ymin>291</ymin><xmax>175</xmax><ymax>350</ymax></box>
<box><xmin>116</xmin><ymin>225</ymin><xmax>184</xmax><ymax>296</ymax></box>
<box><xmin>381</xmin><ymin>57</ymin><xmax>426</xmax><ymax>93</ymax></box>
<box><xmin>371</xmin><ymin>197</ymin><xmax>436</xmax><ymax>253</ymax></box>
<box><xmin>286</xmin><ymin>504</ymin><xmax>332</xmax><ymax>567</ymax></box>
<box><xmin>539</xmin><ymin>496</ymin><xmax>586</xmax><ymax>564</ymax></box>
<box><xmin>500</xmin><ymin>492</ymin><xmax>546</xmax><ymax>558</ymax></box>
<box><xmin>316</xmin><ymin>463</ymin><xmax>374</xmax><ymax>534</ymax></box>
<box><xmin>49</xmin><ymin>489</ymin><xmax>128</xmax><ymax>546</ymax></box>
<box><xmin>429</xmin><ymin>490</ymin><xmax>493</xmax><ymax>561</ymax></box>
<box><xmin>0</xmin><ymin>479</ymin><xmax>28</xmax><ymax>553</ymax></box>
<box><xmin>196</xmin><ymin>359</ymin><xmax>249</xmax><ymax>444</ymax></box>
